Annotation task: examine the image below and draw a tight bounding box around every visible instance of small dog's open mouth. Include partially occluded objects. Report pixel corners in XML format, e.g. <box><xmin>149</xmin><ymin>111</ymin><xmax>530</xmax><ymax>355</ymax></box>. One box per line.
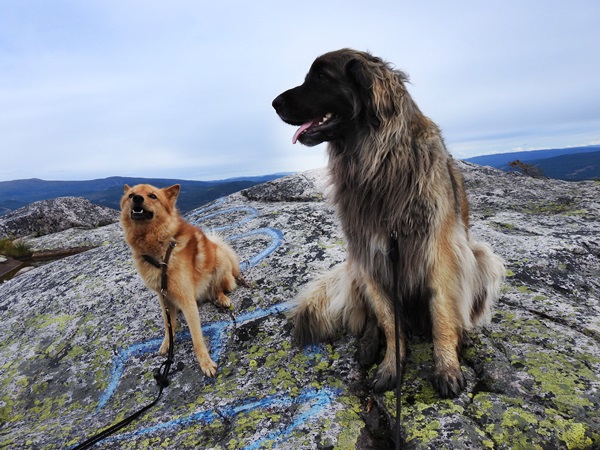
<box><xmin>130</xmin><ymin>207</ymin><xmax>154</xmax><ymax>221</ymax></box>
<box><xmin>292</xmin><ymin>113</ymin><xmax>337</xmax><ymax>144</ymax></box>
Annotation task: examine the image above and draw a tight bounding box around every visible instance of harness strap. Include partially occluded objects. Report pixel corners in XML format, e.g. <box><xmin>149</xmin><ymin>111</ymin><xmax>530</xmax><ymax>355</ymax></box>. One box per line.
<box><xmin>142</xmin><ymin>241</ymin><xmax>177</xmax><ymax>294</ymax></box>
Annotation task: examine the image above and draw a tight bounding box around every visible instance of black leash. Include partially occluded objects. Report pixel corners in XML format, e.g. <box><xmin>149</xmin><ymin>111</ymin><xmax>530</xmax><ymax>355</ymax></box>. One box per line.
<box><xmin>72</xmin><ymin>242</ymin><xmax>179</xmax><ymax>449</ymax></box>
<box><xmin>389</xmin><ymin>231</ymin><xmax>403</xmax><ymax>450</ymax></box>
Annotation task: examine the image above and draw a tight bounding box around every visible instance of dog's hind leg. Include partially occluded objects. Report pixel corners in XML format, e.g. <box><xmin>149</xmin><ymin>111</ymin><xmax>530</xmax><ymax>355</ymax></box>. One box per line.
<box><xmin>214</xmin><ymin>290</ymin><xmax>232</xmax><ymax>308</ymax></box>
<box><xmin>158</xmin><ymin>295</ymin><xmax>179</xmax><ymax>355</ymax></box>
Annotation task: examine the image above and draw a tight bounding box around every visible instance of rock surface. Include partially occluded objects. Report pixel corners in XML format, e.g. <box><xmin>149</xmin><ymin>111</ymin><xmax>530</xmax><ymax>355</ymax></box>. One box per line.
<box><xmin>0</xmin><ymin>163</ymin><xmax>599</xmax><ymax>449</ymax></box>
<box><xmin>0</xmin><ymin>196</ymin><xmax>119</xmax><ymax>239</ymax></box>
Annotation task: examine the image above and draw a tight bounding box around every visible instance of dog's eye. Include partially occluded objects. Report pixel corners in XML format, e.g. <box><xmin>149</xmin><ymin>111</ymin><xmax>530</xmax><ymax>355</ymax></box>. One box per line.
<box><xmin>148</xmin><ymin>193</ymin><xmax>157</xmax><ymax>199</ymax></box>
<box><xmin>128</xmin><ymin>193</ymin><xmax>135</xmax><ymax>198</ymax></box>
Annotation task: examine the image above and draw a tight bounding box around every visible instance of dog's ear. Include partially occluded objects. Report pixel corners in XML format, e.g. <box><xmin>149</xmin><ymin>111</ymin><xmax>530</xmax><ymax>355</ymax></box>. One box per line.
<box><xmin>124</xmin><ymin>184</ymin><xmax>131</xmax><ymax>193</ymax></box>
<box><xmin>346</xmin><ymin>55</ymin><xmax>402</xmax><ymax>129</ymax></box>
<box><xmin>164</xmin><ymin>184</ymin><xmax>181</xmax><ymax>202</ymax></box>
<box><xmin>345</xmin><ymin>58</ymin><xmax>381</xmax><ymax>130</ymax></box>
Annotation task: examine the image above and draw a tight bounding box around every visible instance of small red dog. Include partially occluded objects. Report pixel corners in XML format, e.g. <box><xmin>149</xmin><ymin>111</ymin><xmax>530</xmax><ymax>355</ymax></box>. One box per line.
<box><xmin>120</xmin><ymin>184</ymin><xmax>239</xmax><ymax>376</ymax></box>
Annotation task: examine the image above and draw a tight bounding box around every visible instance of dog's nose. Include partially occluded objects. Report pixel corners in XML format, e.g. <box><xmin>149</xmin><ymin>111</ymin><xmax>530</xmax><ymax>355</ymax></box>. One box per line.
<box><xmin>132</xmin><ymin>194</ymin><xmax>144</xmax><ymax>204</ymax></box>
<box><xmin>272</xmin><ymin>95</ymin><xmax>285</xmax><ymax>113</ymax></box>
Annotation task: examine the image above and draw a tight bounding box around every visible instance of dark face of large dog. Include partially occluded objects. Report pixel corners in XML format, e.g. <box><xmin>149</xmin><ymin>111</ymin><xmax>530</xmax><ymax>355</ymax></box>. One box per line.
<box><xmin>120</xmin><ymin>183</ymin><xmax>180</xmax><ymax>225</ymax></box>
<box><xmin>272</xmin><ymin>48</ymin><xmax>393</xmax><ymax>147</ymax></box>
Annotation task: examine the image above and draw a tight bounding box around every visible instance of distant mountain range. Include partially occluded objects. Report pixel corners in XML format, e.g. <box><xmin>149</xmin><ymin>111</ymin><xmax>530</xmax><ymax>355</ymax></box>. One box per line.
<box><xmin>464</xmin><ymin>145</ymin><xmax>600</xmax><ymax>181</ymax></box>
<box><xmin>2</xmin><ymin>145</ymin><xmax>598</xmax><ymax>217</ymax></box>
<box><xmin>0</xmin><ymin>174</ymin><xmax>291</xmax><ymax>217</ymax></box>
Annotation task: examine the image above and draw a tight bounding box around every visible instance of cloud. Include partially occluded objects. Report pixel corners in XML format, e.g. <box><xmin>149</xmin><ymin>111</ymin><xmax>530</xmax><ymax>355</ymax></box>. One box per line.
<box><xmin>0</xmin><ymin>1</ymin><xmax>599</xmax><ymax>180</ymax></box>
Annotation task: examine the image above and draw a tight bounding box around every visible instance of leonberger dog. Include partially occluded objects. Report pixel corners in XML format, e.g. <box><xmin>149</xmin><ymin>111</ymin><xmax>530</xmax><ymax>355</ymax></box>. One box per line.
<box><xmin>272</xmin><ymin>48</ymin><xmax>504</xmax><ymax>397</ymax></box>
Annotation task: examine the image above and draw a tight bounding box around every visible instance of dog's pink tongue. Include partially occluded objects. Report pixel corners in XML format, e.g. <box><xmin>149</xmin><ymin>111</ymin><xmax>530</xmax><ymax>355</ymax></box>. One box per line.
<box><xmin>292</xmin><ymin>120</ymin><xmax>318</xmax><ymax>144</ymax></box>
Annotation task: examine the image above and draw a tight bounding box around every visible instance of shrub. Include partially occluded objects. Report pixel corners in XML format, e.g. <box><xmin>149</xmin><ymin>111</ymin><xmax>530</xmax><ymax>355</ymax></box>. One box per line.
<box><xmin>508</xmin><ymin>160</ymin><xmax>544</xmax><ymax>178</ymax></box>
<box><xmin>0</xmin><ymin>238</ymin><xmax>32</xmax><ymax>257</ymax></box>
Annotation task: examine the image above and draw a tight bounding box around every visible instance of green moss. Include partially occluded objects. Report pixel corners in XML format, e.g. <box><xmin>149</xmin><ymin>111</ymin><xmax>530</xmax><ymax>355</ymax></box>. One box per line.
<box><xmin>522</xmin><ymin>351</ymin><xmax>596</xmax><ymax>415</ymax></box>
<box><xmin>334</xmin><ymin>397</ymin><xmax>364</xmax><ymax>449</ymax></box>
<box><xmin>67</xmin><ymin>345</ymin><xmax>85</xmax><ymax>358</ymax></box>
<box><xmin>558</xmin><ymin>422</ymin><xmax>594</xmax><ymax>449</ymax></box>
<box><xmin>562</xmin><ymin>209</ymin><xmax>588</xmax><ymax>216</ymax></box>
<box><xmin>406</xmin><ymin>419</ymin><xmax>441</xmax><ymax>444</ymax></box>
<box><xmin>0</xmin><ymin>405</ymin><xmax>12</xmax><ymax>422</ymax></box>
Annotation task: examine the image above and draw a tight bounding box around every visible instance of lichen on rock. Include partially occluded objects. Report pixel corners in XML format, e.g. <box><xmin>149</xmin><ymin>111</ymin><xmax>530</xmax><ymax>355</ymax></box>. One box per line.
<box><xmin>0</xmin><ymin>163</ymin><xmax>599</xmax><ymax>449</ymax></box>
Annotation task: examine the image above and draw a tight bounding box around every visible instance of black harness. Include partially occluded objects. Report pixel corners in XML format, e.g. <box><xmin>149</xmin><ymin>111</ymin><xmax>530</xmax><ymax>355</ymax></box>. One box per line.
<box><xmin>141</xmin><ymin>241</ymin><xmax>177</xmax><ymax>297</ymax></box>
<box><xmin>73</xmin><ymin>241</ymin><xmax>180</xmax><ymax>449</ymax></box>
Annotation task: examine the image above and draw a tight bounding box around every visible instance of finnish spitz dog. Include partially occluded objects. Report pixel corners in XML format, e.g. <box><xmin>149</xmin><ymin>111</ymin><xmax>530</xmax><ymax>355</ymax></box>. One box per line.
<box><xmin>120</xmin><ymin>184</ymin><xmax>240</xmax><ymax>377</ymax></box>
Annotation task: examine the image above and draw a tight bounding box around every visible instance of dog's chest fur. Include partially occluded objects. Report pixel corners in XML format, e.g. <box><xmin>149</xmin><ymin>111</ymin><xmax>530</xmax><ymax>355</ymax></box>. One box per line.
<box><xmin>326</xmin><ymin>133</ymin><xmax>455</xmax><ymax>317</ymax></box>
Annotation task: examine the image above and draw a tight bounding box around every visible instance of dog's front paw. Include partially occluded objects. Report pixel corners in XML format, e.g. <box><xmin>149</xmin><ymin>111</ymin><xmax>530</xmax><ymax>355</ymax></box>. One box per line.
<box><xmin>200</xmin><ymin>356</ymin><xmax>218</xmax><ymax>377</ymax></box>
<box><xmin>433</xmin><ymin>367</ymin><xmax>465</xmax><ymax>398</ymax></box>
<box><xmin>158</xmin><ymin>339</ymin><xmax>169</xmax><ymax>355</ymax></box>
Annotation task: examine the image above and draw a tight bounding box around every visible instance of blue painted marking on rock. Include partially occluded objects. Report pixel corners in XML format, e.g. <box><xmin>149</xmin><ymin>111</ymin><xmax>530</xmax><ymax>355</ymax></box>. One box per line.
<box><xmin>97</xmin><ymin>303</ymin><xmax>292</xmax><ymax>411</ymax></box>
<box><xmin>92</xmin><ymin>200</ymin><xmax>332</xmax><ymax>446</ymax></box>
<box><xmin>100</xmin><ymin>387</ymin><xmax>340</xmax><ymax>449</ymax></box>
<box><xmin>228</xmin><ymin>228</ymin><xmax>285</xmax><ymax>271</ymax></box>
<box><xmin>186</xmin><ymin>197</ymin><xmax>225</xmax><ymax>217</ymax></box>
<box><xmin>189</xmin><ymin>205</ymin><xmax>259</xmax><ymax>231</ymax></box>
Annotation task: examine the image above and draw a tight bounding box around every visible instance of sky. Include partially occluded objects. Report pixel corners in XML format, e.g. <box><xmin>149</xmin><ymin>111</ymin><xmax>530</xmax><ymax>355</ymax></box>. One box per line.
<box><xmin>1</xmin><ymin>1</ymin><xmax>599</xmax><ymax>182</ymax></box>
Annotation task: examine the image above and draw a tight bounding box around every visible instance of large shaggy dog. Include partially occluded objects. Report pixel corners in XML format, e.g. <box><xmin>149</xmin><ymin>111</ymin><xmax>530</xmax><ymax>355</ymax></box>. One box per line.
<box><xmin>272</xmin><ymin>49</ymin><xmax>504</xmax><ymax>397</ymax></box>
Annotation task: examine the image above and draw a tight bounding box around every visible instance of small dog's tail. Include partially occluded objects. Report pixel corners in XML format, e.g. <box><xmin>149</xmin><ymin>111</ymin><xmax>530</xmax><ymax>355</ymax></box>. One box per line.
<box><xmin>469</xmin><ymin>241</ymin><xmax>505</xmax><ymax>327</ymax></box>
<box><xmin>287</xmin><ymin>262</ymin><xmax>368</xmax><ymax>345</ymax></box>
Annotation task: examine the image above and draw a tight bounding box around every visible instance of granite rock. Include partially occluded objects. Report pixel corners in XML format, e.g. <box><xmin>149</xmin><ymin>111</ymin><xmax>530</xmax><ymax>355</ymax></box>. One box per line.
<box><xmin>0</xmin><ymin>163</ymin><xmax>599</xmax><ymax>449</ymax></box>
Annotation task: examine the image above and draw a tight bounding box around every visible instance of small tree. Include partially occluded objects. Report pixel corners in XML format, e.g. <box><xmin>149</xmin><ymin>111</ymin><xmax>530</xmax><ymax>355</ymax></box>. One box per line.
<box><xmin>508</xmin><ymin>160</ymin><xmax>543</xmax><ymax>178</ymax></box>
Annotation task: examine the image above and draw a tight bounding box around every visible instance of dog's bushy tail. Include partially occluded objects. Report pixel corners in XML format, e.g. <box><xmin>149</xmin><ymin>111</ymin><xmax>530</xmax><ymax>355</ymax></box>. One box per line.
<box><xmin>469</xmin><ymin>241</ymin><xmax>505</xmax><ymax>327</ymax></box>
<box><xmin>287</xmin><ymin>262</ymin><xmax>368</xmax><ymax>346</ymax></box>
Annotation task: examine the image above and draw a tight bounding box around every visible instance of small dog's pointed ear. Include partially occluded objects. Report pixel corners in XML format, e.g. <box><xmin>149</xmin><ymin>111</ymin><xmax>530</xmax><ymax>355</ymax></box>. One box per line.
<box><xmin>345</xmin><ymin>58</ymin><xmax>381</xmax><ymax>130</ymax></box>
<box><xmin>124</xmin><ymin>184</ymin><xmax>131</xmax><ymax>193</ymax></box>
<box><xmin>164</xmin><ymin>184</ymin><xmax>181</xmax><ymax>201</ymax></box>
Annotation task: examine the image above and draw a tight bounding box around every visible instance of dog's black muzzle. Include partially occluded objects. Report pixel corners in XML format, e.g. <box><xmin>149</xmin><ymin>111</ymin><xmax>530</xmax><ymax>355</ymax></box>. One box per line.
<box><xmin>130</xmin><ymin>195</ymin><xmax>154</xmax><ymax>221</ymax></box>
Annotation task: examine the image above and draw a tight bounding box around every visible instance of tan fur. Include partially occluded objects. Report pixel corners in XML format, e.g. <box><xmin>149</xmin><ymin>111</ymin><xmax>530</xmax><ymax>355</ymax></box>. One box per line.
<box><xmin>275</xmin><ymin>49</ymin><xmax>505</xmax><ymax>397</ymax></box>
<box><xmin>120</xmin><ymin>183</ymin><xmax>240</xmax><ymax>377</ymax></box>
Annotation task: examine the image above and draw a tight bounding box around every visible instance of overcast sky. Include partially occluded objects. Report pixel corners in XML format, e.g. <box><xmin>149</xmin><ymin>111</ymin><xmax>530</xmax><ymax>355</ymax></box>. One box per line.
<box><xmin>1</xmin><ymin>1</ymin><xmax>599</xmax><ymax>181</ymax></box>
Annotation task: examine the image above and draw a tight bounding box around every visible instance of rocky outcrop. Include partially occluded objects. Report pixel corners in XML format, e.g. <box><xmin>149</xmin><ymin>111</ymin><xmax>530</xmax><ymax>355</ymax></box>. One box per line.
<box><xmin>0</xmin><ymin>197</ymin><xmax>119</xmax><ymax>239</ymax></box>
<box><xmin>0</xmin><ymin>163</ymin><xmax>599</xmax><ymax>449</ymax></box>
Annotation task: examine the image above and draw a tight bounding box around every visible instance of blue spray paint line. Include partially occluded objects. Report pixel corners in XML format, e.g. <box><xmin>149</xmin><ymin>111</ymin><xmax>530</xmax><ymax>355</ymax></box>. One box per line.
<box><xmin>229</xmin><ymin>228</ymin><xmax>285</xmax><ymax>271</ymax></box>
<box><xmin>98</xmin><ymin>387</ymin><xmax>340</xmax><ymax>447</ymax></box>
<box><xmin>189</xmin><ymin>206</ymin><xmax>259</xmax><ymax>231</ymax></box>
<box><xmin>97</xmin><ymin>323</ymin><xmax>226</xmax><ymax>412</ymax></box>
<box><xmin>185</xmin><ymin>197</ymin><xmax>225</xmax><ymax>219</ymax></box>
<box><xmin>97</xmin><ymin>302</ymin><xmax>292</xmax><ymax>412</ymax></box>
<box><xmin>303</xmin><ymin>344</ymin><xmax>326</xmax><ymax>359</ymax></box>
<box><xmin>243</xmin><ymin>387</ymin><xmax>341</xmax><ymax>450</ymax></box>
